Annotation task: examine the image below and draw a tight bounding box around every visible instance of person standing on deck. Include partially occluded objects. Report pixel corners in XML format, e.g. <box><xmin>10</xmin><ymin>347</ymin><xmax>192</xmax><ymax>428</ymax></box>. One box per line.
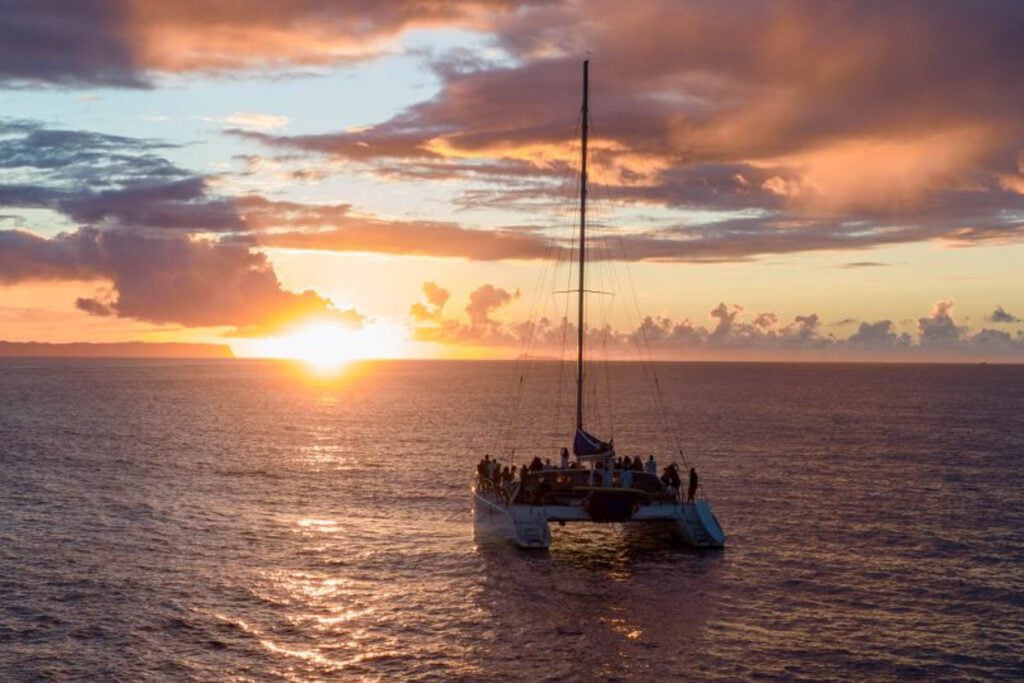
<box><xmin>645</xmin><ymin>455</ymin><xmax>657</xmax><ymax>474</ymax></box>
<box><xmin>560</xmin><ymin>447</ymin><xmax>569</xmax><ymax>470</ymax></box>
<box><xmin>621</xmin><ymin>467</ymin><xmax>633</xmax><ymax>489</ymax></box>
<box><xmin>687</xmin><ymin>467</ymin><xmax>699</xmax><ymax>503</ymax></box>
<box><xmin>665</xmin><ymin>465</ymin><xmax>681</xmax><ymax>499</ymax></box>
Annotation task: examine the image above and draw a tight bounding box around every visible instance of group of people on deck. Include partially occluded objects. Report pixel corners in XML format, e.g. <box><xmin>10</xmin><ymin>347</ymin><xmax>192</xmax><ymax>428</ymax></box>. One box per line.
<box><xmin>475</xmin><ymin>450</ymin><xmax>700</xmax><ymax>503</ymax></box>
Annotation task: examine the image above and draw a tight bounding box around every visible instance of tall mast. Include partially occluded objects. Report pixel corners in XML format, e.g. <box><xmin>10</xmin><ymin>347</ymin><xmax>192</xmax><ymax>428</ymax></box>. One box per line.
<box><xmin>576</xmin><ymin>59</ymin><xmax>589</xmax><ymax>432</ymax></box>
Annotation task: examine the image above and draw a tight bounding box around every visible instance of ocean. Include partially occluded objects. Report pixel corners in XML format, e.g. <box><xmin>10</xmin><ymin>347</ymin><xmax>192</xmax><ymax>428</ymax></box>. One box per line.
<box><xmin>1</xmin><ymin>359</ymin><xmax>1022</xmax><ymax>681</ymax></box>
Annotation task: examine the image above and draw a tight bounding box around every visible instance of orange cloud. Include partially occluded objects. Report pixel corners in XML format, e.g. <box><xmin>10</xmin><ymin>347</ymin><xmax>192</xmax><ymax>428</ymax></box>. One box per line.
<box><xmin>0</xmin><ymin>1</ymin><xmax>520</xmax><ymax>85</ymax></box>
<box><xmin>753</xmin><ymin>127</ymin><xmax>998</xmax><ymax>213</ymax></box>
<box><xmin>126</xmin><ymin>1</ymin><xmax>515</xmax><ymax>74</ymax></box>
<box><xmin>237</xmin><ymin>196</ymin><xmax>556</xmax><ymax>260</ymax></box>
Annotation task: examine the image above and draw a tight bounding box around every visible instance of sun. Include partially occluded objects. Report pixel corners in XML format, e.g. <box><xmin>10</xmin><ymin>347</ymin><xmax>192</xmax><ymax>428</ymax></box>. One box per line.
<box><xmin>236</xmin><ymin>319</ymin><xmax>403</xmax><ymax>370</ymax></box>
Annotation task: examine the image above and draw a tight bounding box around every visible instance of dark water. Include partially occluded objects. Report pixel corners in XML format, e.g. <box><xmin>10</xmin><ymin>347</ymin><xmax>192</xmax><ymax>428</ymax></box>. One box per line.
<box><xmin>1</xmin><ymin>359</ymin><xmax>1023</xmax><ymax>681</ymax></box>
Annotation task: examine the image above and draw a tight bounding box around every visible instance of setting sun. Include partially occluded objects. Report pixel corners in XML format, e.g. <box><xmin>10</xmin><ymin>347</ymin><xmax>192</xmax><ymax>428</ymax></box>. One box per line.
<box><xmin>234</xmin><ymin>320</ymin><xmax>404</xmax><ymax>369</ymax></box>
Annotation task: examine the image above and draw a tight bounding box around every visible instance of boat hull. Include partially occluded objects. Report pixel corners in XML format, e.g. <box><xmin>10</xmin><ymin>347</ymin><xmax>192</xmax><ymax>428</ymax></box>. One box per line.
<box><xmin>472</xmin><ymin>486</ymin><xmax>725</xmax><ymax>549</ymax></box>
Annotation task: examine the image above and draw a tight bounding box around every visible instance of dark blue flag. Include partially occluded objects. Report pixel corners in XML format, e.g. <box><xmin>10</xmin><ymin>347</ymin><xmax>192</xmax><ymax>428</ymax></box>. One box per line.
<box><xmin>573</xmin><ymin>427</ymin><xmax>612</xmax><ymax>456</ymax></box>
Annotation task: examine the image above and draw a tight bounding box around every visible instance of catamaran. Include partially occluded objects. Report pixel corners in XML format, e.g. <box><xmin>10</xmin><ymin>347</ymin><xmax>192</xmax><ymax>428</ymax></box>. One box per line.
<box><xmin>472</xmin><ymin>61</ymin><xmax>726</xmax><ymax>550</ymax></box>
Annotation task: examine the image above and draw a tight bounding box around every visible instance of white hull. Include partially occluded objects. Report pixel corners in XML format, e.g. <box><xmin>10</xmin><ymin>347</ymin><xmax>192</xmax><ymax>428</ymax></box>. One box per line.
<box><xmin>473</xmin><ymin>487</ymin><xmax>725</xmax><ymax>550</ymax></box>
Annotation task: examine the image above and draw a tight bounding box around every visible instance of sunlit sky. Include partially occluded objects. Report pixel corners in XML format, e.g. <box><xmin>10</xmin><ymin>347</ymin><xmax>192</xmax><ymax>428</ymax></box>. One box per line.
<box><xmin>1</xmin><ymin>2</ymin><xmax>1023</xmax><ymax>362</ymax></box>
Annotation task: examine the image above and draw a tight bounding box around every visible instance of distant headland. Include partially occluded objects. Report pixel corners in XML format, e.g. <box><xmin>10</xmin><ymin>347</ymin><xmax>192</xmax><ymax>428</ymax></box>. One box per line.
<box><xmin>0</xmin><ymin>341</ymin><xmax>234</xmax><ymax>359</ymax></box>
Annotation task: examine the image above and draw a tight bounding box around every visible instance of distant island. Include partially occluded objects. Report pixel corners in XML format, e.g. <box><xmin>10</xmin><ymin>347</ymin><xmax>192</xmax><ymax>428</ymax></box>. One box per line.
<box><xmin>0</xmin><ymin>341</ymin><xmax>234</xmax><ymax>359</ymax></box>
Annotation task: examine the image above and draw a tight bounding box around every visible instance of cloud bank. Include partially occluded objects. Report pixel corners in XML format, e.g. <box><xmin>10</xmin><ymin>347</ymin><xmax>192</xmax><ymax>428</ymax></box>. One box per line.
<box><xmin>0</xmin><ymin>1</ymin><xmax>522</xmax><ymax>86</ymax></box>
<box><xmin>0</xmin><ymin>120</ymin><xmax>359</xmax><ymax>334</ymax></box>
<box><xmin>234</xmin><ymin>1</ymin><xmax>1024</xmax><ymax>260</ymax></box>
<box><xmin>410</xmin><ymin>284</ymin><xmax>1024</xmax><ymax>360</ymax></box>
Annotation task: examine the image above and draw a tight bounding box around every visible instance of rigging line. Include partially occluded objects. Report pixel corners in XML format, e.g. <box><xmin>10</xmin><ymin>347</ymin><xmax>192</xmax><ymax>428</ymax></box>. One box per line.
<box><xmin>589</xmin><ymin>223</ymin><xmax>676</xmax><ymax>455</ymax></box>
<box><xmin>587</xmin><ymin>115</ymin><xmax>683</xmax><ymax>455</ymax></box>
<box><xmin>584</xmin><ymin>113</ymin><xmax>627</xmax><ymax>446</ymax></box>
<box><xmin>493</xmin><ymin>215</ymin><xmax>565</xmax><ymax>462</ymax></box>
<box><xmin>597</xmin><ymin>232</ymin><xmax>617</xmax><ymax>442</ymax></box>
<box><xmin>552</xmin><ymin>109</ymin><xmax>585</xmax><ymax>449</ymax></box>
<box><xmin>587</xmin><ymin>218</ymin><xmax>611</xmax><ymax>439</ymax></box>
<box><xmin>500</xmin><ymin>107</ymin><xmax>585</xmax><ymax>462</ymax></box>
<box><xmin>596</xmin><ymin>268</ymin><xmax>615</xmax><ymax>441</ymax></box>
<box><xmin>548</xmin><ymin>110</ymin><xmax>589</xmax><ymax>450</ymax></box>
<box><xmin>586</xmin><ymin>126</ymin><xmax>654</xmax><ymax>451</ymax></box>
<box><xmin>621</xmin><ymin>240</ymin><xmax>683</xmax><ymax>455</ymax></box>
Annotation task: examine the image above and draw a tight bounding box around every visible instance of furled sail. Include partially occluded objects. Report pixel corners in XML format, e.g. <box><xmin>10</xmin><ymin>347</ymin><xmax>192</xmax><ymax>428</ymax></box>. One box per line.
<box><xmin>573</xmin><ymin>427</ymin><xmax>613</xmax><ymax>456</ymax></box>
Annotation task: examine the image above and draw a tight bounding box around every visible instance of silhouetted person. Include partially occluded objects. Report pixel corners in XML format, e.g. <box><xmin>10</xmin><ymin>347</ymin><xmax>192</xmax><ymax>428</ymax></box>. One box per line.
<box><xmin>477</xmin><ymin>456</ymin><xmax>490</xmax><ymax>488</ymax></box>
<box><xmin>537</xmin><ymin>479</ymin><xmax>551</xmax><ymax>505</ymax></box>
<box><xmin>645</xmin><ymin>455</ymin><xmax>657</xmax><ymax>474</ymax></box>
<box><xmin>664</xmin><ymin>464</ymin><xmax>681</xmax><ymax>498</ymax></box>
<box><xmin>687</xmin><ymin>467</ymin><xmax>699</xmax><ymax>503</ymax></box>
<box><xmin>529</xmin><ymin>456</ymin><xmax>543</xmax><ymax>472</ymax></box>
<box><xmin>621</xmin><ymin>467</ymin><xmax>633</xmax><ymax>488</ymax></box>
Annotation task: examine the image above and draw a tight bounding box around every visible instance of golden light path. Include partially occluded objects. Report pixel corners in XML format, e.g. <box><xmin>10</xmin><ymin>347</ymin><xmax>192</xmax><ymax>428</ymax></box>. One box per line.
<box><xmin>233</xmin><ymin>320</ymin><xmax>406</xmax><ymax>370</ymax></box>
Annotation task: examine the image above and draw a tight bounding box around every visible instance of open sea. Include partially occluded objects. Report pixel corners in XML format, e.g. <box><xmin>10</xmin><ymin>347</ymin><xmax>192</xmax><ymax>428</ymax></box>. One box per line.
<box><xmin>1</xmin><ymin>359</ymin><xmax>1022</xmax><ymax>681</ymax></box>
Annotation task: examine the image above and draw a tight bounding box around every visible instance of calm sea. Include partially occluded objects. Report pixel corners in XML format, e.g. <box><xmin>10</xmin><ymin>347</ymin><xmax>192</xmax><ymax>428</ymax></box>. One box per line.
<box><xmin>1</xmin><ymin>359</ymin><xmax>1022</xmax><ymax>681</ymax></box>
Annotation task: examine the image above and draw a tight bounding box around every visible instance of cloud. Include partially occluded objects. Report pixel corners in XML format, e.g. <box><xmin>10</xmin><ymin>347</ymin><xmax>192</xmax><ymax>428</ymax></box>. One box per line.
<box><xmin>409</xmin><ymin>281</ymin><xmax>449</xmax><ymax>322</ymax></box>
<box><xmin>236</xmin><ymin>196</ymin><xmax>556</xmax><ymax>260</ymax></box>
<box><xmin>411</xmin><ymin>282</ymin><xmax>520</xmax><ymax>343</ymax></box>
<box><xmin>841</xmin><ymin>261</ymin><xmax>889</xmax><ymax>269</ymax></box>
<box><xmin>918</xmin><ymin>299</ymin><xmax>963</xmax><ymax>347</ymax></box>
<box><xmin>847</xmin><ymin>320</ymin><xmax>911</xmax><ymax>347</ymax></box>
<box><xmin>0</xmin><ymin>1</ymin><xmax>521</xmax><ymax>86</ymax></box>
<box><xmin>0</xmin><ymin>1</ymin><xmax>148</xmax><ymax>87</ymax></box>
<box><xmin>2</xmin><ymin>119</ymin><xmax>1015</xmax><ymax>273</ymax></box>
<box><xmin>6</xmin><ymin>4</ymin><xmax>1024</xmax><ymax>296</ymax></box>
<box><xmin>409</xmin><ymin>287</ymin><xmax>1024</xmax><ymax>358</ymax></box>
<box><xmin>465</xmin><ymin>283</ymin><xmax>519</xmax><ymax>327</ymax></box>
<box><xmin>753</xmin><ymin>312</ymin><xmax>777</xmax><ymax>330</ymax></box>
<box><xmin>0</xmin><ymin>227</ymin><xmax>358</xmax><ymax>334</ymax></box>
<box><xmin>222</xmin><ymin>112</ymin><xmax>290</xmax><ymax>131</ymax></box>
<box><xmin>239</xmin><ymin>1</ymin><xmax>1024</xmax><ymax>259</ymax></box>
<box><xmin>0</xmin><ymin>120</ymin><xmax>242</xmax><ymax>233</ymax></box>
<box><xmin>0</xmin><ymin>1</ymin><xmax>621</xmax><ymax>97</ymax></box>
<box><xmin>986</xmin><ymin>306</ymin><xmax>1021</xmax><ymax>323</ymax></box>
<box><xmin>0</xmin><ymin>120</ymin><xmax>358</xmax><ymax>334</ymax></box>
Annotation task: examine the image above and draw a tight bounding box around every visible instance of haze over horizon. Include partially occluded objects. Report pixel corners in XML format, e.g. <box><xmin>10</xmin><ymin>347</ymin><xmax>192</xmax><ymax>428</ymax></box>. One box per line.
<box><xmin>2</xmin><ymin>1</ymin><xmax>1023</xmax><ymax>362</ymax></box>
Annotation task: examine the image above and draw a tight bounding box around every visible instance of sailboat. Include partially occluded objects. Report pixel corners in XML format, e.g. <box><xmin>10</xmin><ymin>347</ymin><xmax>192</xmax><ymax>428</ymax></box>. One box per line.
<box><xmin>472</xmin><ymin>61</ymin><xmax>726</xmax><ymax>550</ymax></box>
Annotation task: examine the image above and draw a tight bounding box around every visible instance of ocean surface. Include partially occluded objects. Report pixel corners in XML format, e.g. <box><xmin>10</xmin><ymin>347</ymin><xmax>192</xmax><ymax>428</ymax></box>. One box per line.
<box><xmin>1</xmin><ymin>359</ymin><xmax>1023</xmax><ymax>681</ymax></box>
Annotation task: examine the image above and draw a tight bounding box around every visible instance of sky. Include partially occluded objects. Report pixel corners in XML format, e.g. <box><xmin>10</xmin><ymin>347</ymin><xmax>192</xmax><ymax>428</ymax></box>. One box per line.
<box><xmin>1</xmin><ymin>0</ymin><xmax>1023</xmax><ymax>362</ymax></box>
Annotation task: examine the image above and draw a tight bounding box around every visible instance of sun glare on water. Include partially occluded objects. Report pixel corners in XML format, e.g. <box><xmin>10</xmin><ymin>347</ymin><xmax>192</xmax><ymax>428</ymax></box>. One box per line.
<box><xmin>237</xmin><ymin>320</ymin><xmax>403</xmax><ymax>371</ymax></box>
